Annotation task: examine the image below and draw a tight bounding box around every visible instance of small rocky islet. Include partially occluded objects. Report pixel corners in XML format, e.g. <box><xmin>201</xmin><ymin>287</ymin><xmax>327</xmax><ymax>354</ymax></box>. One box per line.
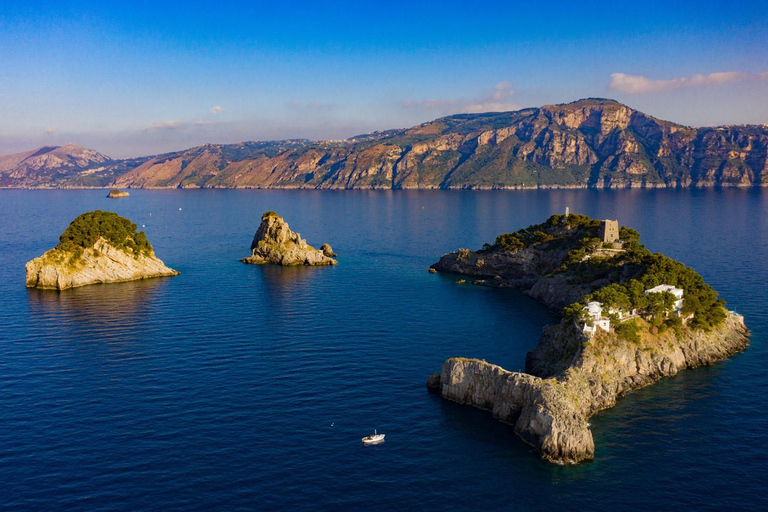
<box><xmin>25</xmin><ymin>210</ymin><xmax>178</xmax><ymax>290</ymax></box>
<box><xmin>428</xmin><ymin>212</ymin><xmax>749</xmax><ymax>465</ymax></box>
<box><xmin>241</xmin><ymin>211</ymin><xmax>337</xmax><ymax>266</ymax></box>
<box><xmin>107</xmin><ymin>189</ymin><xmax>129</xmax><ymax>198</ymax></box>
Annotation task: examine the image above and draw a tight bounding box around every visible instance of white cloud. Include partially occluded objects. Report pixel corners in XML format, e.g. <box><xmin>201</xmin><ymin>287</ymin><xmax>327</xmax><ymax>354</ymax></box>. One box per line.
<box><xmin>195</xmin><ymin>120</ymin><xmax>213</xmax><ymax>126</ymax></box>
<box><xmin>210</xmin><ymin>105</ymin><xmax>224</xmax><ymax>115</ymax></box>
<box><xmin>609</xmin><ymin>71</ymin><xmax>768</xmax><ymax>94</ymax></box>
<box><xmin>145</xmin><ymin>120</ymin><xmax>184</xmax><ymax>131</ymax></box>
<box><xmin>400</xmin><ymin>81</ymin><xmax>518</xmax><ymax>113</ymax></box>
<box><xmin>44</xmin><ymin>127</ymin><xmax>56</xmax><ymax>135</ymax></box>
<box><xmin>286</xmin><ymin>100</ymin><xmax>335</xmax><ymax>110</ymax></box>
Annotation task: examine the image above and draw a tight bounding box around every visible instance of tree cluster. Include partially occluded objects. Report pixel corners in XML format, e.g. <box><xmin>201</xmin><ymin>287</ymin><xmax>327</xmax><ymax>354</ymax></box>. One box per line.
<box><xmin>56</xmin><ymin>210</ymin><xmax>152</xmax><ymax>257</ymax></box>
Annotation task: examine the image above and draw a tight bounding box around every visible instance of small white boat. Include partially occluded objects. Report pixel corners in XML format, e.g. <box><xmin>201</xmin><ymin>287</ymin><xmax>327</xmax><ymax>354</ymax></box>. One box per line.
<box><xmin>361</xmin><ymin>429</ymin><xmax>385</xmax><ymax>445</ymax></box>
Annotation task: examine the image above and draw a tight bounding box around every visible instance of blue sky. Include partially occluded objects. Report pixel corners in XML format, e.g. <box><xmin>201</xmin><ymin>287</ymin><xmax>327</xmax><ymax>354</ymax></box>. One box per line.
<box><xmin>1</xmin><ymin>0</ymin><xmax>767</xmax><ymax>157</ymax></box>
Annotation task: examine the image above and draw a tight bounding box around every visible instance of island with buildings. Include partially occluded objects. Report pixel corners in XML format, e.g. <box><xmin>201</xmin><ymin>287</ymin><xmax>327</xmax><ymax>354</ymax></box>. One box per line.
<box><xmin>25</xmin><ymin>210</ymin><xmax>178</xmax><ymax>290</ymax></box>
<box><xmin>428</xmin><ymin>212</ymin><xmax>749</xmax><ymax>464</ymax></box>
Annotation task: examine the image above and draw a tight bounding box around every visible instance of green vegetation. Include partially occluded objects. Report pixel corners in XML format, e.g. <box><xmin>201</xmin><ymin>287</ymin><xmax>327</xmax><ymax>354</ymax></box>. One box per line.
<box><xmin>483</xmin><ymin>213</ymin><xmax>598</xmax><ymax>252</ymax></box>
<box><xmin>262</xmin><ymin>211</ymin><xmax>280</xmax><ymax>220</ymax></box>
<box><xmin>486</xmin><ymin>213</ymin><xmax>727</xmax><ymax>332</ymax></box>
<box><xmin>615</xmin><ymin>319</ymin><xmax>642</xmax><ymax>344</ymax></box>
<box><xmin>56</xmin><ymin>210</ymin><xmax>152</xmax><ymax>257</ymax></box>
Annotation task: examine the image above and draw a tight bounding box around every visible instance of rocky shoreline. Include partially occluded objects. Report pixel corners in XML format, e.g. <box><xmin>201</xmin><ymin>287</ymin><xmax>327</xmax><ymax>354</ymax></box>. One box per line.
<box><xmin>429</xmin><ymin>317</ymin><xmax>748</xmax><ymax>464</ymax></box>
<box><xmin>428</xmin><ymin>214</ymin><xmax>750</xmax><ymax>464</ymax></box>
<box><xmin>25</xmin><ymin>211</ymin><xmax>178</xmax><ymax>290</ymax></box>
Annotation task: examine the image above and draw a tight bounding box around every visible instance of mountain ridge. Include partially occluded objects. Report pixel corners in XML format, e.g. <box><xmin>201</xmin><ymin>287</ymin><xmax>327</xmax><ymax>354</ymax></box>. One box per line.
<box><xmin>3</xmin><ymin>99</ymin><xmax>767</xmax><ymax>189</ymax></box>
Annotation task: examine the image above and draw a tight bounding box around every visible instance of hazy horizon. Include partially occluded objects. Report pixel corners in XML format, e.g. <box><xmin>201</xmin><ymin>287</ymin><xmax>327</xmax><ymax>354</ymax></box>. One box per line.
<box><xmin>2</xmin><ymin>0</ymin><xmax>767</xmax><ymax>158</ymax></box>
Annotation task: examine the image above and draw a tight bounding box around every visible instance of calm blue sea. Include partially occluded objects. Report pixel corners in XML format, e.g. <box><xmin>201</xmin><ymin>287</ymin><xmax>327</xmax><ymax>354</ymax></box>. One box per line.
<box><xmin>0</xmin><ymin>189</ymin><xmax>766</xmax><ymax>510</ymax></box>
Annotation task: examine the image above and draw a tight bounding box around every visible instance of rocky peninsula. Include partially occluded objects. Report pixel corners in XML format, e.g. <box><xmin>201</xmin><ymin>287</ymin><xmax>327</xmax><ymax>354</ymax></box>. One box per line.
<box><xmin>428</xmin><ymin>213</ymin><xmax>749</xmax><ymax>464</ymax></box>
<box><xmin>26</xmin><ymin>210</ymin><xmax>179</xmax><ymax>290</ymax></box>
<box><xmin>242</xmin><ymin>212</ymin><xmax>337</xmax><ymax>266</ymax></box>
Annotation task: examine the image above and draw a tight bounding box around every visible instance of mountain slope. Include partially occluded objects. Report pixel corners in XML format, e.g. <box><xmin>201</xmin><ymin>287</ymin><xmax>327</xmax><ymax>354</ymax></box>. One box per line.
<box><xmin>3</xmin><ymin>99</ymin><xmax>768</xmax><ymax>189</ymax></box>
<box><xmin>0</xmin><ymin>143</ymin><xmax>148</xmax><ymax>188</ymax></box>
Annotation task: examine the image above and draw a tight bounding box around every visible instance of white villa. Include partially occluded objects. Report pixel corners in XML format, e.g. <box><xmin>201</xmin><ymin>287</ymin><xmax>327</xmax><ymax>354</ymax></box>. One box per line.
<box><xmin>582</xmin><ymin>301</ymin><xmax>611</xmax><ymax>337</ymax></box>
<box><xmin>644</xmin><ymin>284</ymin><xmax>684</xmax><ymax>315</ymax></box>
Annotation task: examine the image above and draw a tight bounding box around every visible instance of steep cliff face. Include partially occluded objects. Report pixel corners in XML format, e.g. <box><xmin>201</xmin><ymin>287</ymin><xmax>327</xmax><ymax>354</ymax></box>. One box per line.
<box><xmin>429</xmin><ymin>214</ymin><xmax>750</xmax><ymax>464</ymax></box>
<box><xmin>242</xmin><ymin>212</ymin><xmax>337</xmax><ymax>266</ymax></box>
<box><xmin>26</xmin><ymin>238</ymin><xmax>178</xmax><ymax>290</ymax></box>
<box><xmin>431</xmin><ymin>357</ymin><xmax>595</xmax><ymax>464</ymax></box>
<box><xmin>430</xmin><ymin>225</ymin><xmax>596</xmax><ymax>311</ymax></box>
<box><xmin>25</xmin><ymin>211</ymin><xmax>178</xmax><ymax>290</ymax></box>
<box><xmin>3</xmin><ymin>99</ymin><xmax>767</xmax><ymax>189</ymax></box>
<box><xmin>430</xmin><ymin>317</ymin><xmax>748</xmax><ymax>464</ymax></box>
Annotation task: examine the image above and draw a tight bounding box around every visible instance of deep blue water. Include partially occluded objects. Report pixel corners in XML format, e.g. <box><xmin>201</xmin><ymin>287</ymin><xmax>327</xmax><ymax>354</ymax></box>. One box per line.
<box><xmin>0</xmin><ymin>188</ymin><xmax>766</xmax><ymax>510</ymax></box>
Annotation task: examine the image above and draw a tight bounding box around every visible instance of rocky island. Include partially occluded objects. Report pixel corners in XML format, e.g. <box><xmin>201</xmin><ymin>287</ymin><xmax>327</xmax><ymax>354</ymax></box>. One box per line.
<box><xmin>428</xmin><ymin>213</ymin><xmax>749</xmax><ymax>464</ymax></box>
<box><xmin>107</xmin><ymin>189</ymin><xmax>129</xmax><ymax>198</ymax></box>
<box><xmin>26</xmin><ymin>210</ymin><xmax>179</xmax><ymax>290</ymax></box>
<box><xmin>242</xmin><ymin>211</ymin><xmax>337</xmax><ymax>266</ymax></box>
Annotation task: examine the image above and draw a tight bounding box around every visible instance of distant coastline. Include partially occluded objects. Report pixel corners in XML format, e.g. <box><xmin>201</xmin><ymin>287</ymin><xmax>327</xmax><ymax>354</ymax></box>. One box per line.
<box><xmin>2</xmin><ymin>99</ymin><xmax>767</xmax><ymax>190</ymax></box>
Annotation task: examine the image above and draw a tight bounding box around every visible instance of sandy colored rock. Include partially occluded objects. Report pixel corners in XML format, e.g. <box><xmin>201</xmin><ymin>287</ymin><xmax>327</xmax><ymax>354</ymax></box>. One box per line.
<box><xmin>25</xmin><ymin>210</ymin><xmax>178</xmax><ymax>290</ymax></box>
<box><xmin>26</xmin><ymin>238</ymin><xmax>178</xmax><ymax>290</ymax></box>
<box><xmin>429</xmin><ymin>213</ymin><xmax>750</xmax><ymax>464</ymax></box>
<box><xmin>320</xmin><ymin>243</ymin><xmax>337</xmax><ymax>257</ymax></box>
<box><xmin>430</xmin><ymin>317</ymin><xmax>748</xmax><ymax>465</ymax></box>
<box><xmin>107</xmin><ymin>189</ymin><xmax>129</xmax><ymax>198</ymax></box>
<box><xmin>242</xmin><ymin>212</ymin><xmax>337</xmax><ymax>266</ymax></box>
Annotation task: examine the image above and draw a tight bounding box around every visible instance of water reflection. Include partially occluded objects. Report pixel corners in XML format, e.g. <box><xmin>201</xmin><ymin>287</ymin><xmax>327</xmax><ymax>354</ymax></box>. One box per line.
<box><xmin>26</xmin><ymin>277</ymin><xmax>169</xmax><ymax>337</ymax></box>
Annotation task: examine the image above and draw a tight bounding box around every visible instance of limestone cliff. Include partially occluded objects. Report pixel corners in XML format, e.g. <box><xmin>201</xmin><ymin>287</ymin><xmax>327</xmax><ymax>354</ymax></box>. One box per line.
<box><xmin>428</xmin><ymin>213</ymin><xmax>750</xmax><ymax>464</ymax></box>
<box><xmin>429</xmin><ymin>317</ymin><xmax>748</xmax><ymax>464</ymax></box>
<box><xmin>26</xmin><ymin>211</ymin><xmax>178</xmax><ymax>290</ymax></box>
<box><xmin>241</xmin><ymin>212</ymin><xmax>337</xmax><ymax>266</ymax></box>
<box><xmin>3</xmin><ymin>99</ymin><xmax>767</xmax><ymax>189</ymax></box>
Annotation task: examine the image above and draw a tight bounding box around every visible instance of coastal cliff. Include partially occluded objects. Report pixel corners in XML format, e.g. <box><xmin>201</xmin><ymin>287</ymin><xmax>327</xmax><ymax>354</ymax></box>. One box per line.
<box><xmin>26</xmin><ymin>211</ymin><xmax>178</xmax><ymax>290</ymax></box>
<box><xmin>242</xmin><ymin>212</ymin><xmax>337</xmax><ymax>266</ymax></box>
<box><xmin>429</xmin><ymin>213</ymin><xmax>750</xmax><ymax>464</ymax></box>
<box><xmin>3</xmin><ymin>99</ymin><xmax>767</xmax><ymax>189</ymax></box>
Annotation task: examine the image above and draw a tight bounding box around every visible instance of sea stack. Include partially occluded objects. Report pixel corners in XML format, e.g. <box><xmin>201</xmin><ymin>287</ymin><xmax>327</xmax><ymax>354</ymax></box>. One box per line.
<box><xmin>242</xmin><ymin>211</ymin><xmax>337</xmax><ymax>266</ymax></box>
<box><xmin>107</xmin><ymin>189</ymin><xmax>129</xmax><ymax>198</ymax></box>
<box><xmin>26</xmin><ymin>210</ymin><xmax>178</xmax><ymax>290</ymax></box>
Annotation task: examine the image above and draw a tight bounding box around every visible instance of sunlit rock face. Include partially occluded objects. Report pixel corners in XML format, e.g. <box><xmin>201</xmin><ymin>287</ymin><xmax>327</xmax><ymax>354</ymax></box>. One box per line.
<box><xmin>242</xmin><ymin>212</ymin><xmax>337</xmax><ymax>267</ymax></box>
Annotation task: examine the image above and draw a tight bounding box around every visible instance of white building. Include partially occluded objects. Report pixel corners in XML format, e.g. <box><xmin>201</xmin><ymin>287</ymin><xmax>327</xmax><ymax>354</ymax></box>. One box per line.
<box><xmin>644</xmin><ymin>284</ymin><xmax>684</xmax><ymax>314</ymax></box>
<box><xmin>582</xmin><ymin>301</ymin><xmax>611</xmax><ymax>336</ymax></box>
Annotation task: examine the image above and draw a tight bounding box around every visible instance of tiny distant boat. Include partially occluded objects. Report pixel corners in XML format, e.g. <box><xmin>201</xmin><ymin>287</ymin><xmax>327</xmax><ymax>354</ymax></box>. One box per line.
<box><xmin>361</xmin><ymin>429</ymin><xmax>385</xmax><ymax>445</ymax></box>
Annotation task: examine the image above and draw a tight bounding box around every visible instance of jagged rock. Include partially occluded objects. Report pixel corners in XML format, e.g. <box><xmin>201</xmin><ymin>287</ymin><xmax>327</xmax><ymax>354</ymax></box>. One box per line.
<box><xmin>25</xmin><ymin>211</ymin><xmax>178</xmax><ymax>290</ymax></box>
<box><xmin>241</xmin><ymin>212</ymin><xmax>337</xmax><ymax>266</ymax></box>
<box><xmin>432</xmin><ymin>317</ymin><xmax>748</xmax><ymax>464</ymax></box>
<box><xmin>428</xmin><ymin>268</ymin><xmax>437</xmax><ymax>273</ymax></box>
<box><xmin>107</xmin><ymin>189</ymin><xmax>129</xmax><ymax>198</ymax></box>
<box><xmin>320</xmin><ymin>243</ymin><xmax>337</xmax><ymax>257</ymax></box>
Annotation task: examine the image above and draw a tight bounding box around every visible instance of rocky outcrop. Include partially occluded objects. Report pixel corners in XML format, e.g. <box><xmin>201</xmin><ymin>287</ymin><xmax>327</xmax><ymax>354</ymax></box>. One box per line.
<box><xmin>429</xmin><ymin>214</ymin><xmax>750</xmax><ymax>463</ymax></box>
<box><xmin>107</xmin><ymin>189</ymin><xmax>129</xmax><ymax>198</ymax></box>
<box><xmin>241</xmin><ymin>212</ymin><xmax>337</xmax><ymax>266</ymax></box>
<box><xmin>429</xmin><ymin>358</ymin><xmax>594</xmax><ymax>464</ymax></box>
<box><xmin>26</xmin><ymin>238</ymin><xmax>178</xmax><ymax>290</ymax></box>
<box><xmin>429</xmin><ymin>316</ymin><xmax>749</xmax><ymax>464</ymax></box>
<box><xmin>320</xmin><ymin>243</ymin><xmax>337</xmax><ymax>257</ymax></box>
<box><xmin>3</xmin><ymin>99</ymin><xmax>767</xmax><ymax>189</ymax></box>
<box><xmin>431</xmin><ymin>237</ymin><xmax>588</xmax><ymax>311</ymax></box>
<box><xmin>25</xmin><ymin>210</ymin><xmax>178</xmax><ymax>290</ymax></box>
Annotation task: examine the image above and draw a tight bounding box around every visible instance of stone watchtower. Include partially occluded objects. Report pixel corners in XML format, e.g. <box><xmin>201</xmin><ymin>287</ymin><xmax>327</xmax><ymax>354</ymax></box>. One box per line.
<box><xmin>599</xmin><ymin>219</ymin><xmax>619</xmax><ymax>243</ymax></box>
